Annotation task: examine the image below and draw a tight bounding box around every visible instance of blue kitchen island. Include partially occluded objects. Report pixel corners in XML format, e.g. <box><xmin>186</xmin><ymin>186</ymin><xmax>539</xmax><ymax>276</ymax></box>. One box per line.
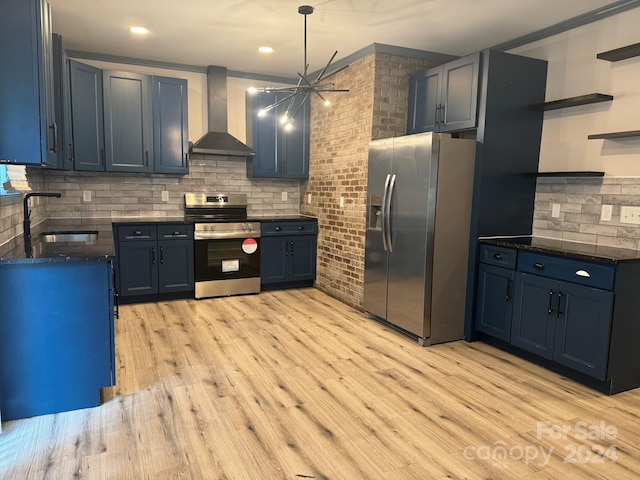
<box><xmin>0</xmin><ymin>254</ymin><xmax>116</xmax><ymax>421</ymax></box>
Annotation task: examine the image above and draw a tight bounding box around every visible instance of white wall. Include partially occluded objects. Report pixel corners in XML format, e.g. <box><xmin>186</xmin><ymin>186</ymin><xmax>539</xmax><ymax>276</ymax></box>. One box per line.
<box><xmin>511</xmin><ymin>8</ymin><xmax>640</xmax><ymax>176</ymax></box>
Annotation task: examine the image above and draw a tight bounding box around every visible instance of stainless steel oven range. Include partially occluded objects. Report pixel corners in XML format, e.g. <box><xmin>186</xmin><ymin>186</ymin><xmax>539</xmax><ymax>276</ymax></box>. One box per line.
<box><xmin>185</xmin><ymin>193</ymin><xmax>260</xmax><ymax>299</ymax></box>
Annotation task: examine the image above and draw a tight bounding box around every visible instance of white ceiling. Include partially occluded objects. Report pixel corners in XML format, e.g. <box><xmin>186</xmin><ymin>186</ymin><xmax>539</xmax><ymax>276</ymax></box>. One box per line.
<box><xmin>51</xmin><ymin>0</ymin><xmax>629</xmax><ymax>78</ymax></box>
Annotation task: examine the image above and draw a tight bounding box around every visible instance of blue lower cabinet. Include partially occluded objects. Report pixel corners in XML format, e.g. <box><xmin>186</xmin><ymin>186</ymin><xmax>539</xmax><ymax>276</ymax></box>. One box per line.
<box><xmin>0</xmin><ymin>258</ymin><xmax>115</xmax><ymax>420</ymax></box>
<box><xmin>474</xmin><ymin>243</ymin><xmax>640</xmax><ymax>393</ymax></box>
<box><xmin>114</xmin><ymin>224</ymin><xmax>194</xmax><ymax>302</ymax></box>
<box><xmin>475</xmin><ymin>263</ymin><xmax>514</xmax><ymax>342</ymax></box>
<box><xmin>260</xmin><ymin>220</ymin><xmax>317</xmax><ymax>290</ymax></box>
<box><xmin>511</xmin><ymin>271</ymin><xmax>613</xmax><ymax>380</ymax></box>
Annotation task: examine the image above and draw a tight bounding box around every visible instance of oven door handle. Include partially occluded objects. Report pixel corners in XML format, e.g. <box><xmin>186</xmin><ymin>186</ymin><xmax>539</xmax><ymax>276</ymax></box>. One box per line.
<box><xmin>194</xmin><ymin>232</ymin><xmax>261</xmax><ymax>240</ymax></box>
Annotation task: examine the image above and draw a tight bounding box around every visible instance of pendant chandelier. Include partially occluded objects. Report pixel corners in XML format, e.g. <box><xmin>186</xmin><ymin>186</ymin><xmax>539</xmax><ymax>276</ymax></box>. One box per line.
<box><xmin>249</xmin><ymin>5</ymin><xmax>349</xmax><ymax>130</ymax></box>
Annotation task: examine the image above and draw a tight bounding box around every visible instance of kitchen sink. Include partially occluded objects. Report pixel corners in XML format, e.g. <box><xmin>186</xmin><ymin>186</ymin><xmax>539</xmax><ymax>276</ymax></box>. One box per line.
<box><xmin>40</xmin><ymin>230</ymin><xmax>99</xmax><ymax>243</ymax></box>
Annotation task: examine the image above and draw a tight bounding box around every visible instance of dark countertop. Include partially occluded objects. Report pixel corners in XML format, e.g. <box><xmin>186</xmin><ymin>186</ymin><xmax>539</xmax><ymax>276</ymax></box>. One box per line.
<box><xmin>111</xmin><ymin>216</ymin><xmax>192</xmax><ymax>226</ymax></box>
<box><xmin>0</xmin><ymin>255</ymin><xmax>112</xmax><ymax>265</ymax></box>
<box><xmin>248</xmin><ymin>215</ymin><xmax>318</xmax><ymax>223</ymax></box>
<box><xmin>479</xmin><ymin>236</ymin><xmax>640</xmax><ymax>264</ymax></box>
<box><xmin>26</xmin><ymin>215</ymin><xmax>318</xmax><ymax>260</ymax></box>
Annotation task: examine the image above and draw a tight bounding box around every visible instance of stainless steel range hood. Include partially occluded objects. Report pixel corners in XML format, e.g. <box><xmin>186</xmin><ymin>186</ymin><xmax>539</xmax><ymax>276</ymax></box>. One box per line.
<box><xmin>190</xmin><ymin>66</ymin><xmax>255</xmax><ymax>158</ymax></box>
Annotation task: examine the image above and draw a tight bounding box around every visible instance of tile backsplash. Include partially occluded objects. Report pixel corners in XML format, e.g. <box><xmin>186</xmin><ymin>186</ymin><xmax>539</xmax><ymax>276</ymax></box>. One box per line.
<box><xmin>533</xmin><ymin>176</ymin><xmax>640</xmax><ymax>250</ymax></box>
<box><xmin>27</xmin><ymin>155</ymin><xmax>300</xmax><ymax>220</ymax></box>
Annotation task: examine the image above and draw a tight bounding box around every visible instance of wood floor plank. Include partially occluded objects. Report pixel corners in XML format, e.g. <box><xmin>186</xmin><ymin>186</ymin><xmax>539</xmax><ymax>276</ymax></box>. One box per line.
<box><xmin>2</xmin><ymin>288</ymin><xmax>640</xmax><ymax>479</ymax></box>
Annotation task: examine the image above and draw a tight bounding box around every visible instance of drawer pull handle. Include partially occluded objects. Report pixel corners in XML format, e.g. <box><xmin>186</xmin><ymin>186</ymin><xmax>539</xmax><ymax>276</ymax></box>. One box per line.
<box><xmin>548</xmin><ymin>289</ymin><xmax>554</xmax><ymax>315</ymax></box>
<box><xmin>493</xmin><ymin>253</ymin><xmax>503</xmax><ymax>260</ymax></box>
<box><xmin>133</xmin><ymin>230</ymin><xmax>142</xmax><ymax>236</ymax></box>
<box><xmin>275</xmin><ymin>226</ymin><xmax>282</xmax><ymax>232</ymax></box>
<box><xmin>298</xmin><ymin>226</ymin><xmax>305</xmax><ymax>231</ymax></box>
<box><xmin>575</xmin><ymin>269</ymin><xmax>591</xmax><ymax>278</ymax></box>
<box><xmin>173</xmin><ymin>231</ymin><xmax>181</xmax><ymax>236</ymax></box>
<box><xmin>557</xmin><ymin>291</ymin><xmax>563</xmax><ymax>318</ymax></box>
<box><xmin>534</xmin><ymin>262</ymin><xmax>545</xmax><ymax>269</ymax></box>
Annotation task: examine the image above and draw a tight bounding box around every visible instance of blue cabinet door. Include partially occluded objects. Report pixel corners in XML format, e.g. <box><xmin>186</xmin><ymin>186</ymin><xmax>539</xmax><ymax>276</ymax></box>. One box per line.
<box><xmin>158</xmin><ymin>239</ymin><xmax>194</xmax><ymax>293</ymax></box>
<box><xmin>248</xmin><ymin>92</ymin><xmax>309</xmax><ymax>179</ymax></box>
<box><xmin>103</xmin><ymin>70</ymin><xmax>152</xmax><ymax>173</ymax></box>
<box><xmin>553</xmin><ymin>282</ymin><xmax>613</xmax><ymax>380</ymax></box>
<box><xmin>440</xmin><ymin>52</ymin><xmax>480</xmax><ymax>132</ymax></box>
<box><xmin>407</xmin><ymin>68</ymin><xmax>440</xmax><ymax>134</ymax></box>
<box><xmin>475</xmin><ymin>263</ymin><xmax>514</xmax><ymax>342</ymax></box>
<box><xmin>281</xmin><ymin>94</ymin><xmax>310</xmax><ymax>179</ymax></box>
<box><xmin>249</xmin><ymin>92</ymin><xmax>279</xmax><ymax>177</ymax></box>
<box><xmin>511</xmin><ymin>272</ymin><xmax>556</xmax><ymax>360</ymax></box>
<box><xmin>118</xmin><ymin>239</ymin><xmax>158</xmax><ymax>296</ymax></box>
<box><xmin>69</xmin><ymin>60</ymin><xmax>105</xmax><ymax>171</ymax></box>
<box><xmin>289</xmin><ymin>235</ymin><xmax>317</xmax><ymax>282</ymax></box>
<box><xmin>152</xmin><ymin>76</ymin><xmax>189</xmax><ymax>174</ymax></box>
<box><xmin>0</xmin><ymin>0</ymin><xmax>56</xmax><ymax>166</ymax></box>
<box><xmin>51</xmin><ymin>34</ymin><xmax>72</xmax><ymax>170</ymax></box>
<box><xmin>261</xmin><ymin>236</ymin><xmax>289</xmax><ymax>284</ymax></box>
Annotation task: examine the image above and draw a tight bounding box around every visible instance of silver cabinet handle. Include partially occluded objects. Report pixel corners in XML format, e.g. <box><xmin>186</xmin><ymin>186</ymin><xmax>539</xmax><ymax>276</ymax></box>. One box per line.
<box><xmin>575</xmin><ymin>269</ymin><xmax>591</xmax><ymax>278</ymax></box>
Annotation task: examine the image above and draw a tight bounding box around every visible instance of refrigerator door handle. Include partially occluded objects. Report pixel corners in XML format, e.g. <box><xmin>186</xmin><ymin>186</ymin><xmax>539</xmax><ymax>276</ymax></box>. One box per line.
<box><xmin>381</xmin><ymin>174</ymin><xmax>391</xmax><ymax>251</ymax></box>
<box><xmin>386</xmin><ymin>174</ymin><xmax>397</xmax><ymax>253</ymax></box>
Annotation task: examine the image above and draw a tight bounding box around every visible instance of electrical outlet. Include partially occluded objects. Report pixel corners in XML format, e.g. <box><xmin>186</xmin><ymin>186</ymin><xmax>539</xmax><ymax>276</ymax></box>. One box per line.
<box><xmin>83</xmin><ymin>191</ymin><xmax>91</xmax><ymax>202</ymax></box>
<box><xmin>551</xmin><ymin>204</ymin><xmax>560</xmax><ymax>218</ymax></box>
<box><xmin>620</xmin><ymin>206</ymin><xmax>640</xmax><ymax>224</ymax></box>
<box><xmin>600</xmin><ymin>204</ymin><xmax>613</xmax><ymax>222</ymax></box>
<box><xmin>340</xmin><ymin>196</ymin><xmax>345</xmax><ymax>208</ymax></box>
<box><xmin>307</xmin><ymin>193</ymin><xmax>312</xmax><ymax>204</ymax></box>
<box><xmin>161</xmin><ymin>190</ymin><xmax>169</xmax><ymax>202</ymax></box>
<box><xmin>281</xmin><ymin>191</ymin><xmax>288</xmax><ymax>201</ymax></box>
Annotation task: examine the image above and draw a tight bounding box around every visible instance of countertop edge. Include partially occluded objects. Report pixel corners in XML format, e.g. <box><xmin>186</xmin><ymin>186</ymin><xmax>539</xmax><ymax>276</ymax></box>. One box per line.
<box><xmin>479</xmin><ymin>237</ymin><xmax>640</xmax><ymax>264</ymax></box>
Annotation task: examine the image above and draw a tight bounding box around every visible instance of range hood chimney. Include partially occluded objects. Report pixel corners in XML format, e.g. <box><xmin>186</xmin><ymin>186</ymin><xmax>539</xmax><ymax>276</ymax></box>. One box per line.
<box><xmin>190</xmin><ymin>66</ymin><xmax>256</xmax><ymax>157</ymax></box>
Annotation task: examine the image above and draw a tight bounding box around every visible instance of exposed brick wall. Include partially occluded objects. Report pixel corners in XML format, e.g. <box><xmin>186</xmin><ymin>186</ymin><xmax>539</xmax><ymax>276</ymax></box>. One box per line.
<box><xmin>301</xmin><ymin>52</ymin><xmax>438</xmax><ymax>310</ymax></box>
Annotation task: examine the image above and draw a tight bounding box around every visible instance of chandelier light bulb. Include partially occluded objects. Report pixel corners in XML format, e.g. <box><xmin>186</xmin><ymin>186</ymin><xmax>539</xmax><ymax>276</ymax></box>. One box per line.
<box><xmin>324</xmin><ymin>99</ymin><xmax>331</xmax><ymax>106</ymax></box>
<box><xmin>247</xmin><ymin>87</ymin><xmax>258</xmax><ymax>94</ymax></box>
<box><xmin>285</xmin><ymin>122</ymin><xmax>293</xmax><ymax>132</ymax></box>
<box><xmin>257</xmin><ymin>109</ymin><xmax>267</xmax><ymax>117</ymax></box>
<box><xmin>280</xmin><ymin>114</ymin><xmax>289</xmax><ymax>125</ymax></box>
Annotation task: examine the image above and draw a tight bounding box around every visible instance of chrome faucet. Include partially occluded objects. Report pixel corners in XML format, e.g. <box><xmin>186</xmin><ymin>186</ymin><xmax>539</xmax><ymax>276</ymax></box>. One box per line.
<box><xmin>23</xmin><ymin>192</ymin><xmax>62</xmax><ymax>258</ymax></box>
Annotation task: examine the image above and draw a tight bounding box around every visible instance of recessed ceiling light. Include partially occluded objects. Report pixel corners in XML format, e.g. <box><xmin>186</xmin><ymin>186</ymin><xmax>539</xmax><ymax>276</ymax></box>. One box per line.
<box><xmin>129</xmin><ymin>26</ymin><xmax>149</xmax><ymax>35</ymax></box>
<box><xmin>258</xmin><ymin>46</ymin><xmax>274</xmax><ymax>54</ymax></box>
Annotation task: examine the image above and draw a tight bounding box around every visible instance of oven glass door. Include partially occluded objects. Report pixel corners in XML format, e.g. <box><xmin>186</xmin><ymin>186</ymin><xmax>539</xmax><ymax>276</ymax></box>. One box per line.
<box><xmin>195</xmin><ymin>237</ymin><xmax>260</xmax><ymax>282</ymax></box>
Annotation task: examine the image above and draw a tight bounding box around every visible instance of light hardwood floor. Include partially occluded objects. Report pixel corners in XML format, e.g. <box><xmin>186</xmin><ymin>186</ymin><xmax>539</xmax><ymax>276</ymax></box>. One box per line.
<box><xmin>1</xmin><ymin>288</ymin><xmax>640</xmax><ymax>479</ymax></box>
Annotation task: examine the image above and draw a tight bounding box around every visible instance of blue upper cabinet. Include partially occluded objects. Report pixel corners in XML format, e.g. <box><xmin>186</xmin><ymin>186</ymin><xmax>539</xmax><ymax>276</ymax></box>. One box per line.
<box><xmin>152</xmin><ymin>76</ymin><xmax>189</xmax><ymax>174</ymax></box>
<box><xmin>51</xmin><ymin>34</ymin><xmax>73</xmax><ymax>170</ymax></box>
<box><xmin>103</xmin><ymin>70</ymin><xmax>153</xmax><ymax>173</ymax></box>
<box><xmin>407</xmin><ymin>52</ymin><xmax>480</xmax><ymax>134</ymax></box>
<box><xmin>69</xmin><ymin>60</ymin><xmax>105</xmax><ymax>171</ymax></box>
<box><xmin>247</xmin><ymin>91</ymin><xmax>310</xmax><ymax>179</ymax></box>
<box><xmin>0</xmin><ymin>0</ymin><xmax>57</xmax><ymax>166</ymax></box>
<box><xmin>68</xmin><ymin>62</ymin><xmax>189</xmax><ymax>174</ymax></box>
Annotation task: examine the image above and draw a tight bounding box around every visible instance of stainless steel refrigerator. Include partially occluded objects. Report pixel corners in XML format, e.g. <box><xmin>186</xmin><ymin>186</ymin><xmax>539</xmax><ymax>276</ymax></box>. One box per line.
<box><xmin>364</xmin><ymin>132</ymin><xmax>476</xmax><ymax>345</ymax></box>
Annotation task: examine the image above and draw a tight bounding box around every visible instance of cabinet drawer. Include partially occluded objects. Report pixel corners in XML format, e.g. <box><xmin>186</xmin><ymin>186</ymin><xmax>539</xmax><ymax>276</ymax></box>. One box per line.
<box><xmin>518</xmin><ymin>251</ymin><xmax>615</xmax><ymax>290</ymax></box>
<box><xmin>158</xmin><ymin>224</ymin><xmax>193</xmax><ymax>240</ymax></box>
<box><xmin>261</xmin><ymin>221</ymin><xmax>318</xmax><ymax>236</ymax></box>
<box><xmin>479</xmin><ymin>244</ymin><xmax>517</xmax><ymax>269</ymax></box>
<box><xmin>117</xmin><ymin>225</ymin><xmax>157</xmax><ymax>241</ymax></box>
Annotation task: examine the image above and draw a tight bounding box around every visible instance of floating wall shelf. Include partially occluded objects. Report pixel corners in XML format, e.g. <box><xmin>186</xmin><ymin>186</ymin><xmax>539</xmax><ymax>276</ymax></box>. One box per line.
<box><xmin>525</xmin><ymin>171</ymin><xmax>605</xmax><ymax>178</ymax></box>
<box><xmin>597</xmin><ymin>42</ymin><xmax>640</xmax><ymax>62</ymax></box>
<box><xmin>588</xmin><ymin>130</ymin><xmax>640</xmax><ymax>140</ymax></box>
<box><xmin>529</xmin><ymin>93</ymin><xmax>613</xmax><ymax>111</ymax></box>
